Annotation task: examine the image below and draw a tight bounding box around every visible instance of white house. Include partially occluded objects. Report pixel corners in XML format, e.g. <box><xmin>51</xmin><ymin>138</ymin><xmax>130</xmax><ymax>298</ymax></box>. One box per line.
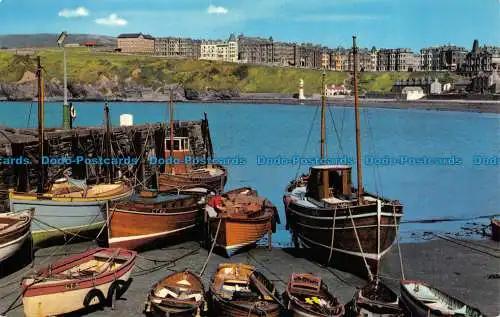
<box><xmin>430</xmin><ymin>78</ymin><xmax>442</xmax><ymax>94</ymax></box>
<box><xmin>402</xmin><ymin>86</ymin><xmax>425</xmax><ymax>100</ymax></box>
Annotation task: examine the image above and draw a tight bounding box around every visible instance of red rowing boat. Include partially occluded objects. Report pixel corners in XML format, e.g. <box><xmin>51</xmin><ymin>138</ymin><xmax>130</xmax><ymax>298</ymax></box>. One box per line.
<box><xmin>21</xmin><ymin>248</ymin><xmax>136</xmax><ymax>317</ymax></box>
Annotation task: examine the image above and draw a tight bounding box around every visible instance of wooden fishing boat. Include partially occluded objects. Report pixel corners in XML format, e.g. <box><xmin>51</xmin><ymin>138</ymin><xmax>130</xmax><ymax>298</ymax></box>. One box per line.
<box><xmin>349</xmin><ymin>281</ymin><xmax>407</xmax><ymax>316</ymax></box>
<box><xmin>209</xmin><ymin>263</ymin><xmax>282</xmax><ymax>317</ymax></box>
<box><xmin>158</xmin><ymin>97</ymin><xmax>227</xmax><ymax>193</ymax></box>
<box><xmin>159</xmin><ymin>162</ymin><xmax>228</xmax><ymax>193</ymax></box>
<box><xmin>144</xmin><ymin>270</ymin><xmax>205</xmax><ymax>317</ymax></box>
<box><xmin>206</xmin><ymin>187</ymin><xmax>280</xmax><ymax>257</ymax></box>
<box><xmin>283</xmin><ymin>37</ymin><xmax>403</xmax><ymax>279</ymax></box>
<box><xmin>491</xmin><ymin>217</ymin><xmax>500</xmax><ymax>241</ymax></box>
<box><xmin>9</xmin><ymin>180</ymin><xmax>132</xmax><ymax>244</ymax></box>
<box><xmin>282</xmin><ymin>273</ymin><xmax>344</xmax><ymax>317</ymax></box>
<box><xmin>0</xmin><ymin>209</ymin><xmax>33</xmax><ymax>262</ymax></box>
<box><xmin>400</xmin><ymin>280</ymin><xmax>484</xmax><ymax>317</ymax></box>
<box><xmin>107</xmin><ymin>191</ymin><xmax>204</xmax><ymax>250</ymax></box>
<box><xmin>21</xmin><ymin>247</ymin><xmax>136</xmax><ymax>317</ymax></box>
<box><xmin>8</xmin><ymin>61</ymin><xmax>132</xmax><ymax>245</ymax></box>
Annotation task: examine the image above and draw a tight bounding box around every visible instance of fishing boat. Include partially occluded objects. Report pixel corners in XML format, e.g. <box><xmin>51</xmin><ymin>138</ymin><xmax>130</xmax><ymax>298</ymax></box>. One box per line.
<box><xmin>400</xmin><ymin>280</ymin><xmax>484</xmax><ymax>317</ymax></box>
<box><xmin>491</xmin><ymin>217</ymin><xmax>499</xmax><ymax>241</ymax></box>
<box><xmin>8</xmin><ymin>65</ymin><xmax>132</xmax><ymax>245</ymax></box>
<box><xmin>21</xmin><ymin>247</ymin><xmax>136</xmax><ymax>317</ymax></box>
<box><xmin>209</xmin><ymin>263</ymin><xmax>282</xmax><ymax>317</ymax></box>
<box><xmin>282</xmin><ymin>273</ymin><xmax>344</xmax><ymax>317</ymax></box>
<box><xmin>107</xmin><ymin>191</ymin><xmax>204</xmax><ymax>250</ymax></box>
<box><xmin>158</xmin><ymin>95</ymin><xmax>227</xmax><ymax>193</ymax></box>
<box><xmin>283</xmin><ymin>36</ymin><xmax>403</xmax><ymax>279</ymax></box>
<box><xmin>144</xmin><ymin>270</ymin><xmax>205</xmax><ymax>317</ymax></box>
<box><xmin>0</xmin><ymin>209</ymin><xmax>33</xmax><ymax>262</ymax></box>
<box><xmin>9</xmin><ymin>181</ymin><xmax>132</xmax><ymax>245</ymax></box>
<box><xmin>205</xmin><ymin>187</ymin><xmax>280</xmax><ymax>257</ymax></box>
<box><xmin>348</xmin><ymin>281</ymin><xmax>408</xmax><ymax>316</ymax></box>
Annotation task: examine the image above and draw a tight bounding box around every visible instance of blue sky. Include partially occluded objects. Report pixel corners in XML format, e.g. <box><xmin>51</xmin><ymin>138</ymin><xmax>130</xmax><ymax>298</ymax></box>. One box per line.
<box><xmin>0</xmin><ymin>0</ymin><xmax>498</xmax><ymax>50</ymax></box>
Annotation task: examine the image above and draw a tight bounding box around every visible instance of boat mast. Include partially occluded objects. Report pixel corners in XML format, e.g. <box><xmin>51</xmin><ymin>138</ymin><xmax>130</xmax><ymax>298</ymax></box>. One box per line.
<box><xmin>36</xmin><ymin>56</ymin><xmax>45</xmax><ymax>194</ymax></box>
<box><xmin>353</xmin><ymin>36</ymin><xmax>364</xmax><ymax>204</ymax></box>
<box><xmin>320</xmin><ymin>69</ymin><xmax>326</xmax><ymax>159</ymax></box>
<box><xmin>168</xmin><ymin>90</ymin><xmax>174</xmax><ymax>173</ymax></box>
<box><xmin>104</xmin><ymin>103</ymin><xmax>112</xmax><ymax>184</ymax></box>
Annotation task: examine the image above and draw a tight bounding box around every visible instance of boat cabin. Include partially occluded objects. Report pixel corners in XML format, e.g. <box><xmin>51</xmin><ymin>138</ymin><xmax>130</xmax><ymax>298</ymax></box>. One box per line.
<box><xmin>165</xmin><ymin>136</ymin><xmax>191</xmax><ymax>174</ymax></box>
<box><xmin>306</xmin><ymin>165</ymin><xmax>352</xmax><ymax>201</ymax></box>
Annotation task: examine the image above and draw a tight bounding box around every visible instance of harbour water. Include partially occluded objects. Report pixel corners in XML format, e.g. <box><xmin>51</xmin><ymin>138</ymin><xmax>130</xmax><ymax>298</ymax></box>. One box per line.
<box><xmin>1</xmin><ymin>102</ymin><xmax>498</xmax><ymax>245</ymax></box>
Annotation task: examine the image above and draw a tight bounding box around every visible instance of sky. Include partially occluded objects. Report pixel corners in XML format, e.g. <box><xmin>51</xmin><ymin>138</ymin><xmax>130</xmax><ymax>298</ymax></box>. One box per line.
<box><xmin>0</xmin><ymin>0</ymin><xmax>498</xmax><ymax>50</ymax></box>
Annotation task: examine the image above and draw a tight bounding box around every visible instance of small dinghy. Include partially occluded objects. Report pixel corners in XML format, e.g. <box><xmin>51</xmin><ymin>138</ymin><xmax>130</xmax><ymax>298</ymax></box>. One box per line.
<box><xmin>206</xmin><ymin>187</ymin><xmax>280</xmax><ymax>257</ymax></box>
<box><xmin>144</xmin><ymin>270</ymin><xmax>205</xmax><ymax>317</ymax></box>
<box><xmin>0</xmin><ymin>209</ymin><xmax>33</xmax><ymax>263</ymax></box>
<box><xmin>491</xmin><ymin>217</ymin><xmax>499</xmax><ymax>241</ymax></box>
<box><xmin>400</xmin><ymin>280</ymin><xmax>484</xmax><ymax>317</ymax></box>
<box><xmin>349</xmin><ymin>280</ymin><xmax>407</xmax><ymax>316</ymax></box>
<box><xmin>21</xmin><ymin>248</ymin><xmax>136</xmax><ymax>317</ymax></box>
<box><xmin>209</xmin><ymin>263</ymin><xmax>282</xmax><ymax>317</ymax></box>
<box><xmin>283</xmin><ymin>273</ymin><xmax>344</xmax><ymax>317</ymax></box>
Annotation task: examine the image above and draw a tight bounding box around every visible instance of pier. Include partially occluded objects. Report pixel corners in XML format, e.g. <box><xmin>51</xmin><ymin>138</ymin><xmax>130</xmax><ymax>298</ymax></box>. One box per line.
<box><xmin>0</xmin><ymin>118</ymin><xmax>214</xmax><ymax>212</ymax></box>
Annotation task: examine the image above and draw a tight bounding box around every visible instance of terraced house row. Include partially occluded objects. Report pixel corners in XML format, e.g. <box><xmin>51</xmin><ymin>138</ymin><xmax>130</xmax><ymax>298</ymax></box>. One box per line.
<box><xmin>117</xmin><ymin>33</ymin><xmax>500</xmax><ymax>75</ymax></box>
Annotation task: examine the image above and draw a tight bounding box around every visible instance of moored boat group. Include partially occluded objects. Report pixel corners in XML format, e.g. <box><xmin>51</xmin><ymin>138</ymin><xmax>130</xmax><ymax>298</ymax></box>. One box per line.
<box><xmin>0</xmin><ymin>38</ymin><xmax>493</xmax><ymax>316</ymax></box>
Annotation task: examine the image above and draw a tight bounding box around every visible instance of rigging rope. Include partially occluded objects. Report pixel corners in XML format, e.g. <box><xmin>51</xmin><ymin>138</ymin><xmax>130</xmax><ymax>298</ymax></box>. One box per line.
<box><xmin>346</xmin><ymin>206</ymin><xmax>373</xmax><ymax>281</ymax></box>
<box><xmin>392</xmin><ymin>204</ymin><xmax>405</xmax><ymax>280</ymax></box>
<box><xmin>432</xmin><ymin>233</ymin><xmax>500</xmax><ymax>258</ymax></box>
<box><xmin>326</xmin><ymin>206</ymin><xmax>337</xmax><ymax>265</ymax></box>
<box><xmin>294</xmin><ymin>105</ymin><xmax>320</xmax><ymax>180</ymax></box>
<box><xmin>199</xmin><ymin>217</ymin><xmax>222</xmax><ymax>276</ymax></box>
<box><xmin>327</xmin><ymin>106</ymin><xmax>344</xmax><ymax>154</ymax></box>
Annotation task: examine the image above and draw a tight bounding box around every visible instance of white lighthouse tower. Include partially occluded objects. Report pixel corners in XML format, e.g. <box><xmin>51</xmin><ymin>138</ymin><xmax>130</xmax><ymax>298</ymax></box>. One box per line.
<box><xmin>298</xmin><ymin>78</ymin><xmax>305</xmax><ymax>100</ymax></box>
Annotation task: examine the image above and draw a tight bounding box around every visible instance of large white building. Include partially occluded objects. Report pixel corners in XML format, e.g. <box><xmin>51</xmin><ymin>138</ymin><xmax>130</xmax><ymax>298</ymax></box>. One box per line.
<box><xmin>200</xmin><ymin>34</ymin><xmax>238</xmax><ymax>62</ymax></box>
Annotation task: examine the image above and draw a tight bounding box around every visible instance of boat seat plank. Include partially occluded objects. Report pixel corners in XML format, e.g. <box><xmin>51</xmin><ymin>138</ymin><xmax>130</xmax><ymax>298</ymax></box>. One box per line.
<box><xmin>93</xmin><ymin>253</ymin><xmax>130</xmax><ymax>261</ymax></box>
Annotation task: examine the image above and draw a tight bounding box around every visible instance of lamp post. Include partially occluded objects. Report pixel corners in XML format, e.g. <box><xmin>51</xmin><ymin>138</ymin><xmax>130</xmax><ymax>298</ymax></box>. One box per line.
<box><xmin>57</xmin><ymin>31</ymin><xmax>71</xmax><ymax>129</ymax></box>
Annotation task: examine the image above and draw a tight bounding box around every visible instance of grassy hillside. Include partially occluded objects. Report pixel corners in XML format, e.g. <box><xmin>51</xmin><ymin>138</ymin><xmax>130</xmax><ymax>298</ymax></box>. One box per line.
<box><xmin>0</xmin><ymin>34</ymin><xmax>116</xmax><ymax>49</ymax></box>
<box><xmin>0</xmin><ymin>48</ymin><xmax>463</xmax><ymax>93</ymax></box>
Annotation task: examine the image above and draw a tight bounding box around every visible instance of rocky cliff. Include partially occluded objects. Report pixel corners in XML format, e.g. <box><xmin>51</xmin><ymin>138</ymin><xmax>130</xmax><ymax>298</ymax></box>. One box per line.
<box><xmin>0</xmin><ymin>72</ymin><xmax>239</xmax><ymax>102</ymax></box>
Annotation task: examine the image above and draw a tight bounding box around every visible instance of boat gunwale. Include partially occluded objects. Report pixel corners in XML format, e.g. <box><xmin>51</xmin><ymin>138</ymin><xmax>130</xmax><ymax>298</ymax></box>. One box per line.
<box><xmin>22</xmin><ymin>248</ymin><xmax>137</xmax><ymax>297</ymax></box>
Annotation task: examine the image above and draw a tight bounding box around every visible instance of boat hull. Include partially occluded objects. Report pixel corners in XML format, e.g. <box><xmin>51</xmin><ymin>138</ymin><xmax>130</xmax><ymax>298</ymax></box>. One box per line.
<box><xmin>10</xmin><ymin>198</ymin><xmax>106</xmax><ymax>244</ymax></box>
<box><xmin>0</xmin><ymin>230</ymin><xmax>30</xmax><ymax>262</ymax></box>
<box><xmin>22</xmin><ymin>248</ymin><xmax>136</xmax><ymax>317</ymax></box>
<box><xmin>108</xmin><ymin>195</ymin><xmax>202</xmax><ymax>250</ymax></box>
<box><xmin>400</xmin><ymin>280</ymin><xmax>484</xmax><ymax>317</ymax></box>
<box><xmin>9</xmin><ymin>188</ymin><xmax>131</xmax><ymax>245</ymax></box>
<box><xmin>23</xmin><ymin>270</ymin><xmax>132</xmax><ymax>317</ymax></box>
<box><xmin>492</xmin><ymin>219</ymin><xmax>499</xmax><ymax>242</ymax></box>
<box><xmin>209</xmin><ymin>215</ymin><xmax>272</xmax><ymax>257</ymax></box>
<box><xmin>0</xmin><ymin>209</ymin><xmax>33</xmax><ymax>262</ymax></box>
<box><xmin>210</xmin><ymin>294</ymin><xmax>281</xmax><ymax>317</ymax></box>
<box><xmin>158</xmin><ymin>165</ymin><xmax>227</xmax><ymax>193</ymax></box>
<box><xmin>285</xmin><ymin>197</ymin><xmax>402</xmax><ymax>278</ymax></box>
<box><xmin>286</xmin><ymin>303</ymin><xmax>342</xmax><ymax>317</ymax></box>
<box><xmin>149</xmin><ymin>304</ymin><xmax>198</xmax><ymax>317</ymax></box>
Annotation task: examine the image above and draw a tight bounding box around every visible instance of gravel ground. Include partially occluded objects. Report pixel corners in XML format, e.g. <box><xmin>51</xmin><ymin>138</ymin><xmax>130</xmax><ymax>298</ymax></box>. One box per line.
<box><xmin>0</xmin><ymin>237</ymin><xmax>498</xmax><ymax>316</ymax></box>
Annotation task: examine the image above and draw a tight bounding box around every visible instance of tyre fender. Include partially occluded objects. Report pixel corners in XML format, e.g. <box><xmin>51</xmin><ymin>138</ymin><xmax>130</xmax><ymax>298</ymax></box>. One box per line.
<box><xmin>83</xmin><ymin>288</ymin><xmax>106</xmax><ymax>308</ymax></box>
<box><xmin>106</xmin><ymin>279</ymin><xmax>132</xmax><ymax>306</ymax></box>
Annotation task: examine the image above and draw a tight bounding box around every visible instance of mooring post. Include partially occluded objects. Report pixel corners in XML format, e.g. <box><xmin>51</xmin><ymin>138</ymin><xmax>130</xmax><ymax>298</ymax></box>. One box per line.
<box><xmin>268</xmin><ymin>229</ymin><xmax>272</xmax><ymax>250</ymax></box>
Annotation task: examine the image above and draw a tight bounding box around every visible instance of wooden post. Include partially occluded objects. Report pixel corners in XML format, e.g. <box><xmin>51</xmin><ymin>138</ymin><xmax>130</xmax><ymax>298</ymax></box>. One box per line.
<box><xmin>352</xmin><ymin>36</ymin><xmax>364</xmax><ymax>204</ymax></box>
<box><xmin>268</xmin><ymin>229</ymin><xmax>272</xmax><ymax>250</ymax></box>
<box><xmin>36</xmin><ymin>56</ymin><xmax>45</xmax><ymax>194</ymax></box>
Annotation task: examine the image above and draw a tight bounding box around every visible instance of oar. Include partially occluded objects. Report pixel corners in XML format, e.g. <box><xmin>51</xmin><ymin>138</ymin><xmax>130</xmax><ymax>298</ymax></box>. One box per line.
<box><xmin>249</xmin><ymin>273</ymin><xmax>286</xmax><ymax>310</ymax></box>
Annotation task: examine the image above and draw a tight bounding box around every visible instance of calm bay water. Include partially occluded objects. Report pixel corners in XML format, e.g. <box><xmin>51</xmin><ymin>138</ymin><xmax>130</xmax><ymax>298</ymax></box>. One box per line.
<box><xmin>1</xmin><ymin>101</ymin><xmax>499</xmax><ymax>245</ymax></box>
